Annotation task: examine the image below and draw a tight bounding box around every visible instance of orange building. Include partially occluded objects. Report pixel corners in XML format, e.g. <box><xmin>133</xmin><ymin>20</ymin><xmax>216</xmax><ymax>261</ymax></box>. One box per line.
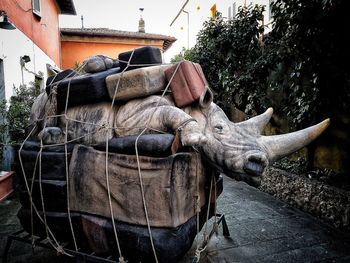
<box><xmin>0</xmin><ymin>0</ymin><xmax>76</xmax><ymax>101</ymax></box>
<box><xmin>60</xmin><ymin>28</ymin><xmax>177</xmax><ymax>69</ymax></box>
<box><xmin>0</xmin><ymin>0</ymin><xmax>76</xmax><ymax>66</ymax></box>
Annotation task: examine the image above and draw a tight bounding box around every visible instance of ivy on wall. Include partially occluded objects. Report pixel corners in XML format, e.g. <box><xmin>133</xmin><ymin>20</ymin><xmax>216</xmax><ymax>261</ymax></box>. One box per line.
<box><xmin>173</xmin><ymin>0</ymin><xmax>349</xmax><ymax>131</ymax></box>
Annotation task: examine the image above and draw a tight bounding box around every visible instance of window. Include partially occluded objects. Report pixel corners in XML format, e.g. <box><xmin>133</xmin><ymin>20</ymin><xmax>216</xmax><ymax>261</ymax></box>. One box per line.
<box><xmin>32</xmin><ymin>0</ymin><xmax>41</xmax><ymax>18</ymax></box>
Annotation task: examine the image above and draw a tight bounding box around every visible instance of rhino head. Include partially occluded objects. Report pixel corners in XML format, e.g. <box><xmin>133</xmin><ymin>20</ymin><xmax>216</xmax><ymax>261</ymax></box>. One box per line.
<box><xmin>185</xmin><ymin>90</ymin><xmax>330</xmax><ymax>186</ymax></box>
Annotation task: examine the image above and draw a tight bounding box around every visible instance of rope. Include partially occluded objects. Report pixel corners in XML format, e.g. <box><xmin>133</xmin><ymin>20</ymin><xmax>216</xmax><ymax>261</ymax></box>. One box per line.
<box><xmin>18</xmin><ymin>126</ymin><xmax>73</xmax><ymax>257</ymax></box>
<box><xmin>134</xmin><ymin>129</ymin><xmax>158</xmax><ymax>263</ymax></box>
<box><xmin>193</xmin><ymin>245</ymin><xmax>207</xmax><ymax>263</ymax></box>
<box><xmin>21</xmin><ymin>62</ymin><xmax>86</xmax><ymax>256</ymax></box>
<box><xmin>29</xmin><ymin>147</ymin><xmax>40</xmax><ymax>248</ymax></box>
<box><xmin>105</xmin><ymin>131</ymin><xmax>125</xmax><ymax>263</ymax></box>
<box><xmin>104</xmin><ymin>53</ymin><xmax>186</xmax><ymax>263</ymax></box>
<box><xmin>17</xmin><ymin>53</ymin><xmax>213</xmax><ymax>262</ymax></box>
<box><xmin>193</xmin><ymin>167</ymin><xmax>219</xmax><ymax>263</ymax></box>
<box><xmin>203</xmin><ymin>174</ymin><xmax>214</xmax><ymax>241</ymax></box>
<box><xmin>100</xmin><ymin>53</ymin><xmax>186</xmax><ymax>263</ymax></box>
<box><xmin>38</xmin><ymin>142</ymin><xmax>49</xmax><ymax>240</ymax></box>
<box><xmin>104</xmin><ymin>51</ymin><xmax>138</xmax><ymax>263</ymax></box>
<box><xmin>110</xmin><ymin>50</ymin><xmax>135</xmax><ymax>107</ymax></box>
<box><xmin>213</xmin><ymin>172</ymin><xmax>218</xmax><ymax>234</ymax></box>
<box><xmin>194</xmin><ymin>150</ymin><xmax>202</xmax><ymax>261</ymax></box>
<box><xmin>130</xmin><ymin>61</ymin><xmax>187</xmax><ymax>263</ymax></box>
<box><xmin>176</xmin><ymin>118</ymin><xmax>197</xmax><ymax>131</ymax></box>
<box><xmin>63</xmin><ymin>78</ymin><xmax>78</xmax><ymax>251</ymax></box>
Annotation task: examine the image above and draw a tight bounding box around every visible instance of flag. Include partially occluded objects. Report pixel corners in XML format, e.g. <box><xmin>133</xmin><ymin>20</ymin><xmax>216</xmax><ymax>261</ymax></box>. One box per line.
<box><xmin>210</xmin><ymin>4</ymin><xmax>216</xmax><ymax>19</ymax></box>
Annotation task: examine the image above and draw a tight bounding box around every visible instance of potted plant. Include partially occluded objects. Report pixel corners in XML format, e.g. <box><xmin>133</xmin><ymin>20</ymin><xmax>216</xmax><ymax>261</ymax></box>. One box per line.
<box><xmin>0</xmin><ymin>170</ymin><xmax>14</xmax><ymax>201</ymax></box>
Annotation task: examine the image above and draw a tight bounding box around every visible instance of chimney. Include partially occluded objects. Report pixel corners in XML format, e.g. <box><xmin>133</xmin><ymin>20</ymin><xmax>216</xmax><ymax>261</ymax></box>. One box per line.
<box><xmin>138</xmin><ymin>8</ymin><xmax>145</xmax><ymax>33</ymax></box>
<box><xmin>81</xmin><ymin>15</ymin><xmax>84</xmax><ymax>29</ymax></box>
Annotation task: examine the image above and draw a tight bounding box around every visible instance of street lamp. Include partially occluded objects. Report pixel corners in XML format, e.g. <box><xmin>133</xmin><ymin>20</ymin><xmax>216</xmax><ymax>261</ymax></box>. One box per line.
<box><xmin>0</xmin><ymin>10</ymin><xmax>16</xmax><ymax>30</ymax></box>
<box><xmin>170</xmin><ymin>0</ymin><xmax>190</xmax><ymax>49</ymax></box>
<box><xmin>182</xmin><ymin>10</ymin><xmax>189</xmax><ymax>49</ymax></box>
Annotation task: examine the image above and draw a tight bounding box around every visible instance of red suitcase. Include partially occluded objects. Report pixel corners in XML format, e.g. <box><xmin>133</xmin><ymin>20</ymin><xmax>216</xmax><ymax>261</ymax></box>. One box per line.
<box><xmin>165</xmin><ymin>61</ymin><xmax>207</xmax><ymax>107</ymax></box>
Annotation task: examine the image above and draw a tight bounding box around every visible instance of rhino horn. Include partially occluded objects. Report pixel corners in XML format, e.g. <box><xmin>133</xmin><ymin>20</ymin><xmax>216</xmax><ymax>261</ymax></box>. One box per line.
<box><xmin>260</xmin><ymin>118</ymin><xmax>330</xmax><ymax>162</ymax></box>
<box><xmin>236</xmin><ymin>107</ymin><xmax>274</xmax><ymax>134</ymax></box>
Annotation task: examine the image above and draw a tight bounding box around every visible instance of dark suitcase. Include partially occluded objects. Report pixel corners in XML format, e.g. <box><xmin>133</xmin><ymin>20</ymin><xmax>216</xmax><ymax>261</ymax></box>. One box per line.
<box><xmin>17</xmin><ymin>140</ymin><xmax>76</xmax><ymax>152</ymax></box>
<box><xmin>13</xmin><ymin>140</ymin><xmax>75</xmax><ymax>181</ymax></box>
<box><xmin>80</xmin><ymin>179</ymin><xmax>223</xmax><ymax>263</ymax></box>
<box><xmin>18</xmin><ymin>179</ymin><xmax>67</xmax><ymax>211</ymax></box>
<box><xmin>45</xmin><ymin>67</ymin><xmax>120</xmax><ymax>113</ymax></box>
<box><xmin>17</xmin><ymin>208</ymin><xmax>83</xmax><ymax>243</ymax></box>
<box><xmin>46</xmin><ymin>69</ymin><xmax>77</xmax><ymax>87</ymax></box>
<box><xmin>118</xmin><ymin>46</ymin><xmax>162</xmax><ymax>71</ymax></box>
<box><xmin>165</xmin><ymin>61</ymin><xmax>207</xmax><ymax>107</ymax></box>
<box><xmin>15</xmin><ymin>150</ymin><xmax>71</xmax><ymax>181</ymax></box>
<box><xmin>81</xmin><ymin>213</ymin><xmax>198</xmax><ymax>263</ymax></box>
<box><xmin>94</xmin><ymin>134</ymin><xmax>175</xmax><ymax>157</ymax></box>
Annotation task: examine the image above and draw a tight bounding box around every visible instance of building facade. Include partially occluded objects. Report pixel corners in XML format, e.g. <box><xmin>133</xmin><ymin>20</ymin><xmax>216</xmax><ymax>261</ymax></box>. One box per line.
<box><xmin>0</xmin><ymin>0</ymin><xmax>76</xmax><ymax>101</ymax></box>
<box><xmin>60</xmin><ymin>28</ymin><xmax>177</xmax><ymax>69</ymax></box>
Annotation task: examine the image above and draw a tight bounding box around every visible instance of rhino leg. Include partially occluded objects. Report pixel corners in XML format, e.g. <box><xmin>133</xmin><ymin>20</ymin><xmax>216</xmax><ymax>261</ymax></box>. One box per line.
<box><xmin>178</xmin><ymin>119</ymin><xmax>207</xmax><ymax>146</ymax></box>
<box><xmin>115</xmin><ymin>96</ymin><xmax>206</xmax><ymax>146</ymax></box>
<box><xmin>38</xmin><ymin>127</ymin><xmax>65</xmax><ymax>145</ymax></box>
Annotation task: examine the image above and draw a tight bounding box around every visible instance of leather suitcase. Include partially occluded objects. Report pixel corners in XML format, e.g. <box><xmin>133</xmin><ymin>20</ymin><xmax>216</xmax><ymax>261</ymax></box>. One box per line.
<box><xmin>17</xmin><ymin>208</ymin><xmax>83</xmax><ymax>242</ymax></box>
<box><xmin>69</xmin><ymin>145</ymin><xmax>208</xmax><ymax>228</ymax></box>
<box><xmin>13</xmin><ymin>140</ymin><xmax>75</xmax><ymax>181</ymax></box>
<box><xmin>165</xmin><ymin>61</ymin><xmax>207</xmax><ymax>107</ymax></box>
<box><xmin>81</xmin><ymin>213</ymin><xmax>198</xmax><ymax>263</ymax></box>
<box><xmin>18</xmin><ymin>179</ymin><xmax>67</xmax><ymax>211</ymax></box>
<box><xmin>45</xmin><ymin>67</ymin><xmax>120</xmax><ymax>113</ymax></box>
<box><xmin>15</xmin><ymin>150</ymin><xmax>71</xmax><ymax>181</ymax></box>
<box><xmin>94</xmin><ymin>134</ymin><xmax>175</xmax><ymax>157</ymax></box>
<box><xmin>106</xmin><ymin>65</ymin><xmax>171</xmax><ymax>101</ymax></box>
<box><xmin>118</xmin><ymin>46</ymin><xmax>162</xmax><ymax>71</ymax></box>
<box><xmin>46</xmin><ymin>69</ymin><xmax>77</xmax><ymax>87</ymax></box>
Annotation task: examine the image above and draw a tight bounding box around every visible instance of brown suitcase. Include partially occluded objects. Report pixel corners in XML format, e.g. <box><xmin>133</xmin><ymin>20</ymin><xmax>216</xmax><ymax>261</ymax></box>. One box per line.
<box><xmin>165</xmin><ymin>61</ymin><xmax>207</xmax><ymax>107</ymax></box>
<box><xmin>69</xmin><ymin>144</ymin><xmax>208</xmax><ymax>228</ymax></box>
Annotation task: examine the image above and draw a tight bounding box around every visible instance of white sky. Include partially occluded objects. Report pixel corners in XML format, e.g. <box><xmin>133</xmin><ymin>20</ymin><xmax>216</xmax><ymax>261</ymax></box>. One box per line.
<box><xmin>59</xmin><ymin>0</ymin><xmax>217</xmax><ymax>62</ymax></box>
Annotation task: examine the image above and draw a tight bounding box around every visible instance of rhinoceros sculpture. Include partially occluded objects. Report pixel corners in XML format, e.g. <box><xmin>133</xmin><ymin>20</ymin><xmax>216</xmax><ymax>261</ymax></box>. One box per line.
<box><xmin>111</xmin><ymin>88</ymin><xmax>329</xmax><ymax>185</ymax></box>
<box><xmin>31</xmin><ymin>83</ymin><xmax>329</xmax><ymax>185</ymax></box>
<box><xmin>24</xmin><ymin>62</ymin><xmax>330</xmax><ymax>263</ymax></box>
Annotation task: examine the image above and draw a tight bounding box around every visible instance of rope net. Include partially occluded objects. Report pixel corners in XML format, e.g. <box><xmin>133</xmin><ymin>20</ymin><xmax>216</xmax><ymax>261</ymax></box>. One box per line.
<box><xmin>14</xmin><ymin>49</ymin><xmax>220</xmax><ymax>262</ymax></box>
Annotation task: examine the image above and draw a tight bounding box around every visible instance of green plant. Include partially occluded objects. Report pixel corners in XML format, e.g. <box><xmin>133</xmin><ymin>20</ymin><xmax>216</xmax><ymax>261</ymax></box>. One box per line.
<box><xmin>173</xmin><ymin>6</ymin><xmax>268</xmax><ymax>114</ymax></box>
<box><xmin>5</xmin><ymin>75</ymin><xmax>41</xmax><ymax>145</ymax></box>
<box><xmin>171</xmin><ymin>0</ymin><xmax>349</xmax><ymax>171</ymax></box>
<box><xmin>170</xmin><ymin>47</ymin><xmax>196</xmax><ymax>63</ymax></box>
<box><xmin>173</xmin><ymin>0</ymin><xmax>349</xmax><ymax>128</ymax></box>
<box><xmin>266</xmin><ymin>0</ymin><xmax>350</xmax><ymax>129</ymax></box>
<box><xmin>0</xmin><ymin>99</ymin><xmax>8</xmax><ymax>165</ymax></box>
<box><xmin>1</xmin><ymin>78</ymin><xmax>40</xmax><ymax>169</ymax></box>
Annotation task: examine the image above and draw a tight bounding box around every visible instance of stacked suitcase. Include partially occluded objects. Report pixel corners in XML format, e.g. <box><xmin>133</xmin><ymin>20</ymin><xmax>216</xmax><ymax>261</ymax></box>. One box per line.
<box><xmin>14</xmin><ymin>46</ymin><xmax>223</xmax><ymax>263</ymax></box>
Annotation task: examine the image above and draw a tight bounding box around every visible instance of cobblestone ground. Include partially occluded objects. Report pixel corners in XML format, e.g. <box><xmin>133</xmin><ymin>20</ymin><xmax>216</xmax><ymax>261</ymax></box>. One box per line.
<box><xmin>1</xmin><ymin>176</ymin><xmax>350</xmax><ymax>262</ymax></box>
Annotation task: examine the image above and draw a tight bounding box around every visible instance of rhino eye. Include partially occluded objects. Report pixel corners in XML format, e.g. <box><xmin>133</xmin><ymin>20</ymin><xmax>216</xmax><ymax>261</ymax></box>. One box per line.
<box><xmin>214</xmin><ymin>125</ymin><xmax>223</xmax><ymax>132</ymax></box>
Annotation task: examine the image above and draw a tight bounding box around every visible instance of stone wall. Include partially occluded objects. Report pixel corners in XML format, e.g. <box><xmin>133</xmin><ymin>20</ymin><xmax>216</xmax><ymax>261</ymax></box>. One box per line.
<box><xmin>259</xmin><ymin>167</ymin><xmax>350</xmax><ymax>231</ymax></box>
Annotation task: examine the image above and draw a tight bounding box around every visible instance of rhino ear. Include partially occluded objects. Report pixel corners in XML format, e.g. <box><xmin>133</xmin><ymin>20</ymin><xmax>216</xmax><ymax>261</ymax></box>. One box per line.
<box><xmin>199</xmin><ymin>87</ymin><xmax>213</xmax><ymax>109</ymax></box>
<box><xmin>236</xmin><ymin>108</ymin><xmax>273</xmax><ymax>134</ymax></box>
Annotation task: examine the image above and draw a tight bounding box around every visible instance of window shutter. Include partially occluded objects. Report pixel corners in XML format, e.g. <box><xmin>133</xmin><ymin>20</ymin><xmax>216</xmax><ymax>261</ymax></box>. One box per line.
<box><xmin>32</xmin><ymin>0</ymin><xmax>41</xmax><ymax>18</ymax></box>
